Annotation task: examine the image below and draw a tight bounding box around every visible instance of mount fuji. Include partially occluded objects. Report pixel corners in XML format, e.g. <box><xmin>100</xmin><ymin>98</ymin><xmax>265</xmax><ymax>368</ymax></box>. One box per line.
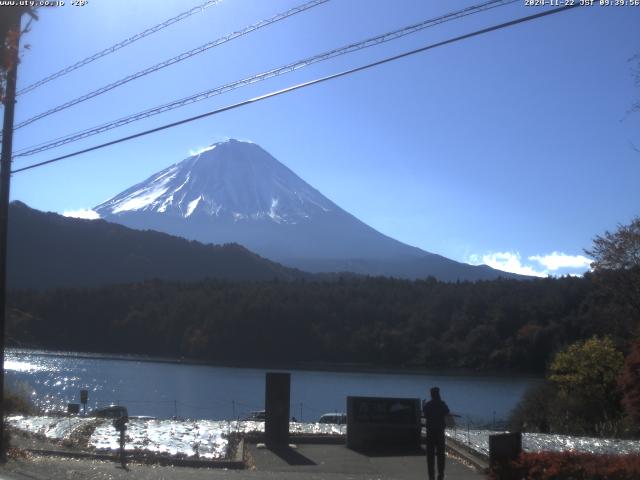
<box><xmin>94</xmin><ymin>139</ymin><xmax>516</xmax><ymax>281</ymax></box>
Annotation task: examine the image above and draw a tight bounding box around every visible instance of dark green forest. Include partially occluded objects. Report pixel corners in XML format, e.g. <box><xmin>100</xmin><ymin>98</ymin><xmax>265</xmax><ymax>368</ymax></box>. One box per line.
<box><xmin>7</xmin><ymin>272</ymin><xmax>638</xmax><ymax>373</ymax></box>
<box><xmin>7</xmin><ymin>201</ymin><xmax>310</xmax><ymax>289</ymax></box>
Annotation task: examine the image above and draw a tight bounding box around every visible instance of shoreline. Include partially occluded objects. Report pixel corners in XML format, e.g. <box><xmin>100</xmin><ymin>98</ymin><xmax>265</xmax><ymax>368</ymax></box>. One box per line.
<box><xmin>6</xmin><ymin>347</ymin><xmax>543</xmax><ymax>379</ymax></box>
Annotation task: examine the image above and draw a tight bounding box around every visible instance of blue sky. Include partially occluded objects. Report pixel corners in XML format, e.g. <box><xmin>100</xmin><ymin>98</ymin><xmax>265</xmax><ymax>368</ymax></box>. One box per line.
<box><xmin>4</xmin><ymin>0</ymin><xmax>640</xmax><ymax>277</ymax></box>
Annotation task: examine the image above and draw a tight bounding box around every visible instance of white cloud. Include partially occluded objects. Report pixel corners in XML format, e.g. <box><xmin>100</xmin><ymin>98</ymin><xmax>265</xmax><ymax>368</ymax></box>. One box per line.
<box><xmin>467</xmin><ymin>250</ymin><xmax>593</xmax><ymax>278</ymax></box>
<box><xmin>63</xmin><ymin>209</ymin><xmax>100</xmax><ymax>220</ymax></box>
<box><xmin>468</xmin><ymin>251</ymin><xmax>548</xmax><ymax>277</ymax></box>
<box><xmin>528</xmin><ymin>252</ymin><xmax>592</xmax><ymax>271</ymax></box>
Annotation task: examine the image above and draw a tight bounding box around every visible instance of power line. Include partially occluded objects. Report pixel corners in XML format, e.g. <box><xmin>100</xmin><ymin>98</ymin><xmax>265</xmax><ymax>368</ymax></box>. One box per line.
<box><xmin>16</xmin><ymin>0</ymin><xmax>224</xmax><ymax>96</ymax></box>
<box><xmin>11</xmin><ymin>4</ymin><xmax>579</xmax><ymax>175</ymax></box>
<box><xmin>12</xmin><ymin>0</ymin><xmax>512</xmax><ymax>155</ymax></box>
<box><xmin>13</xmin><ymin>0</ymin><xmax>330</xmax><ymax>131</ymax></box>
<box><xmin>13</xmin><ymin>0</ymin><xmax>517</xmax><ymax>159</ymax></box>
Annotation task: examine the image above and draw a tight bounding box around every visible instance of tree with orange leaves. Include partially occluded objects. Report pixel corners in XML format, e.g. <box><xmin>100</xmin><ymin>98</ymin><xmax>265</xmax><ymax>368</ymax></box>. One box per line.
<box><xmin>0</xmin><ymin>7</ymin><xmax>36</xmax><ymax>103</ymax></box>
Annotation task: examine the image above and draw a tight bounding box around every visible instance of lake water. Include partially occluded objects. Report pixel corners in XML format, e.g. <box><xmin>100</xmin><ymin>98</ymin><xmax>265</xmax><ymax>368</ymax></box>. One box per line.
<box><xmin>4</xmin><ymin>349</ymin><xmax>539</xmax><ymax>426</ymax></box>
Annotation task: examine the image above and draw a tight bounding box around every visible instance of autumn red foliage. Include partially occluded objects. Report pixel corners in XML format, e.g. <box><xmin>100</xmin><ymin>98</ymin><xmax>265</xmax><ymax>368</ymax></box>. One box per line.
<box><xmin>490</xmin><ymin>452</ymin><xmax>640</xmax><ymax>480</ymax></box>
<box><xmin>620</xmin><ymin>339</ymin><xmax>640</xmax><ymax>428</ymax></box>
<box><xmin>0</xmin><ymin>11</ymin><xmax>21</xmax><ymax>103</ymax></box>
<box><xmin>0</xmin><ymin>7</ymin><xmax>35</xmax><ymax>103</ymax></box>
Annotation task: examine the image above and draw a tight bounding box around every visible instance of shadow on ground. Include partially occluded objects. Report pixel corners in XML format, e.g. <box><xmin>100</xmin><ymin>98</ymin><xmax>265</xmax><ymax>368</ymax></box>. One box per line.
<box><xmin>267</xmin><ymin>445</ymin><xmax>317</xmax><ymax>466</ymax></box>
<box><xmin>350</xmin><ymin>446</ymin><xmax>425</xmax><ymax>458</ymax></box>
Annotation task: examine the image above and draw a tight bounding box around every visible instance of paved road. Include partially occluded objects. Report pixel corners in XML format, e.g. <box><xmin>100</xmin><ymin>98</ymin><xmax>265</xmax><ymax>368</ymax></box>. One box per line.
<box><xmin>247</xmin><ymin>443</ymin><xmax>484</xmax><ymax>479</ymax></box>
<box><xmin>0</xmin><ymin>444</ymin><xmax>485</xmax><ymax>480</ymax></box>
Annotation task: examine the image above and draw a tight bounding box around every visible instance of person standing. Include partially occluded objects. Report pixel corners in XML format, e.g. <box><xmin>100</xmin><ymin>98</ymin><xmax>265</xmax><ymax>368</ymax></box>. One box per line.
<box><xmin>423</xmin><ymin>387</ymin><xmax>449</xmax><ymax>480</ymax></box>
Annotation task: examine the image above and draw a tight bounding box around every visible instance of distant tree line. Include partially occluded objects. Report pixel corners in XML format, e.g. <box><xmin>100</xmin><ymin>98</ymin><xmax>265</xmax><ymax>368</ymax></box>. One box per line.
<box><xmin>6</xmin><ymin>271</ymin><xmax>637</xmax><ymax>374</ymax></box>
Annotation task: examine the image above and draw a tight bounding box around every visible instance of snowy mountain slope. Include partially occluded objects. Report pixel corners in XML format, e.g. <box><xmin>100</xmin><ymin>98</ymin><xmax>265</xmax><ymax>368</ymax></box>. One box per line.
<box><xmin>95</xmin><ymin>139</ymin><xmax>520</xmax><ymax>281</ymax></box>
<box><xmin>96</xmin><ymin>140</ymin><xmax>334</xmax><ymax>224</ymax></box>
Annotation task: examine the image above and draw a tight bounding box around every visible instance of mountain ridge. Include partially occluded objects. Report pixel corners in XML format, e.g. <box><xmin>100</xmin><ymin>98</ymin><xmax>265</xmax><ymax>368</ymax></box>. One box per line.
<box><xmin>95</xmin><ymin>140</ymin><xmax>336</xmax><ymax>224</ymax></box>
<box><xmin>7</xmin><ymin>201</ymin><xmax>312</xmax><ymax>289</ymax></box>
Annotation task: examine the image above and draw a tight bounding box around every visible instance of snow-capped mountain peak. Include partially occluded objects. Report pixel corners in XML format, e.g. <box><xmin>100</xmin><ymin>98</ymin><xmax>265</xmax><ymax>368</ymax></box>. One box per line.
<box><xmin>95</xmin><ymin>139</ymin><xmax>334</xmax><ymax>224</ymax></box>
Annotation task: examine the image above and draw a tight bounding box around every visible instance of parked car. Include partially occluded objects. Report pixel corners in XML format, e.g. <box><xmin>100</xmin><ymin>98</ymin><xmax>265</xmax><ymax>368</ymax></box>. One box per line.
<box><xmin>319</xmin><ymin>413</ymin><xmax>347</xmax><ymax>424</ymax></box>
<box><xmin>91</xmin><ymin>405</ymin><xmax>128</xmax><ymax>418</ymax></box>
<box><xmin>244</xmin><ymin>410</ymin><xmax>266</xmax><ymax>421</ymax></box>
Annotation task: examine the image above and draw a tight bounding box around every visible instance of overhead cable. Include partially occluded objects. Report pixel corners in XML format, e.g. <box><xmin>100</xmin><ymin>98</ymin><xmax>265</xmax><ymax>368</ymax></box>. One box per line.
<box><xmin>12</xmin><ymin>4</ymin><xmax>580</xmax><ymax>175</ymax></box>
<box><xmin>13</xmin><ymin>0</ymin><xmax>330</xmax><ymax>131</ymax></box>
<box><xmin>17</xmin><ymin>0</ymin><xmax>224</xmax><ymax>96</ymax></box>
<box><xmin>13</xmin><ymin>0</ymin><xmax>516</xmax><ymax>158</ymax></box>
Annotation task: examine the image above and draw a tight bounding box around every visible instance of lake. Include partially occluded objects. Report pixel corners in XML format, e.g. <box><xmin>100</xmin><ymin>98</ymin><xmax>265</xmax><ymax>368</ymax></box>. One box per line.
<box><xmin>4</xmin><ymin>349</ymin><xmax>539</xmax><ymax>426</ymax></box>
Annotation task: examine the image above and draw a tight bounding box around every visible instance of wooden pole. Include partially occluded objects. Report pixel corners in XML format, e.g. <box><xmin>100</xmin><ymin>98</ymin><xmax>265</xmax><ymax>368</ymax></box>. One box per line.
<box><xmin>0</xmin><ymin>7</ymin><xmax>22</xmax><ymax>460</ymax></box>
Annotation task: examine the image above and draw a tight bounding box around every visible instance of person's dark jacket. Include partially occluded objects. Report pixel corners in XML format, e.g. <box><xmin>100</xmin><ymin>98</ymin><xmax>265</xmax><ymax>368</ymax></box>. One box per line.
<box><xmin>422</xmin><ymin>399</ymin><xmax>449</xmax><ymax>436</ymax></box>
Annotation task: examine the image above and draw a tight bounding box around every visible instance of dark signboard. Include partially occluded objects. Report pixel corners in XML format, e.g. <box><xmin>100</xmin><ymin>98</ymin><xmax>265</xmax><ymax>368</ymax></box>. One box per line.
<box><xmin>67</xmin><ymin>403</ymin><xmax>80</xmax><ymax>414</ymax></box>
<box><xmin>351</xmin><ymin>397</ymin><xmax>419</xmax><ymax>424</ymax></box>
<box><xmin>265</xmin><ymin>372</ymin><xmax>290</xmax><ymax>446</ymax></box>
<box><xmin>489</xmin><ymin>432</ymin><xmax>522</xmax><ymax>468</ymax></box>
<box><xmin>347</xmin><ymin>396</ymin><xmax>421</xmax><ymax>451</ymax></box>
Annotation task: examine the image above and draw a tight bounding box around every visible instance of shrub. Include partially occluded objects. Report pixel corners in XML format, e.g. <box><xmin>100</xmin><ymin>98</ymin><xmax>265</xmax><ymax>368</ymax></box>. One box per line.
<box><xmin>508</xmin><ymin>382</ymin><xmax>556</xmax><ymax>433</ymax></box>
<box><xmin>4</xmin><ymin>382</ymin><xmax>36</xmax><ymax>415</ymax></box>
<box><xmin>549</xmin><ymin>336</ymin><xmax>624</xmax><ymax>436</ymax></box>
<box><xmin>2</xmin><ymin>382</ymin><xmax>37</xmax><ymax>457</ymax></box>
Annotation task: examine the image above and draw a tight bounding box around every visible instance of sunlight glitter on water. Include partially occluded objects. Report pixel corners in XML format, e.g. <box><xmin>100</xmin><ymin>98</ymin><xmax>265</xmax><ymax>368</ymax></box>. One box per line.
<box><xmin>4</xmin><ymin>359</ymin><xmax>55</xmax><ymax>373</ymax></box>
<box><xmin>4</xmin><ymin>350</ymin><xmax>64</xmax><ymax>375</ymax></box>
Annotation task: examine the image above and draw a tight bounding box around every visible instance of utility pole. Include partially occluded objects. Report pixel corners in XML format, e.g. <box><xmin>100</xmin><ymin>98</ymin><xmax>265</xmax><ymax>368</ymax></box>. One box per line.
<box><xmin>0</xmin><ymin>7</ymin><xmax>23</xmax><ymax>460</ymax></box>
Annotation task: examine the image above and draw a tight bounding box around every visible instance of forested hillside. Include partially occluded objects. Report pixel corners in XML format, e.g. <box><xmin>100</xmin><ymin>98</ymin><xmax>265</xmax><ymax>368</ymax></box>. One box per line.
<box><xmin>7</xmin><ymin>201</ymin><xmax>308</xmax><ymax>288</ymax></box>
<box><xmin>8</xmin><ymin>273</ymin><xmax>637</xmax><ymax>372</ymax></box>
